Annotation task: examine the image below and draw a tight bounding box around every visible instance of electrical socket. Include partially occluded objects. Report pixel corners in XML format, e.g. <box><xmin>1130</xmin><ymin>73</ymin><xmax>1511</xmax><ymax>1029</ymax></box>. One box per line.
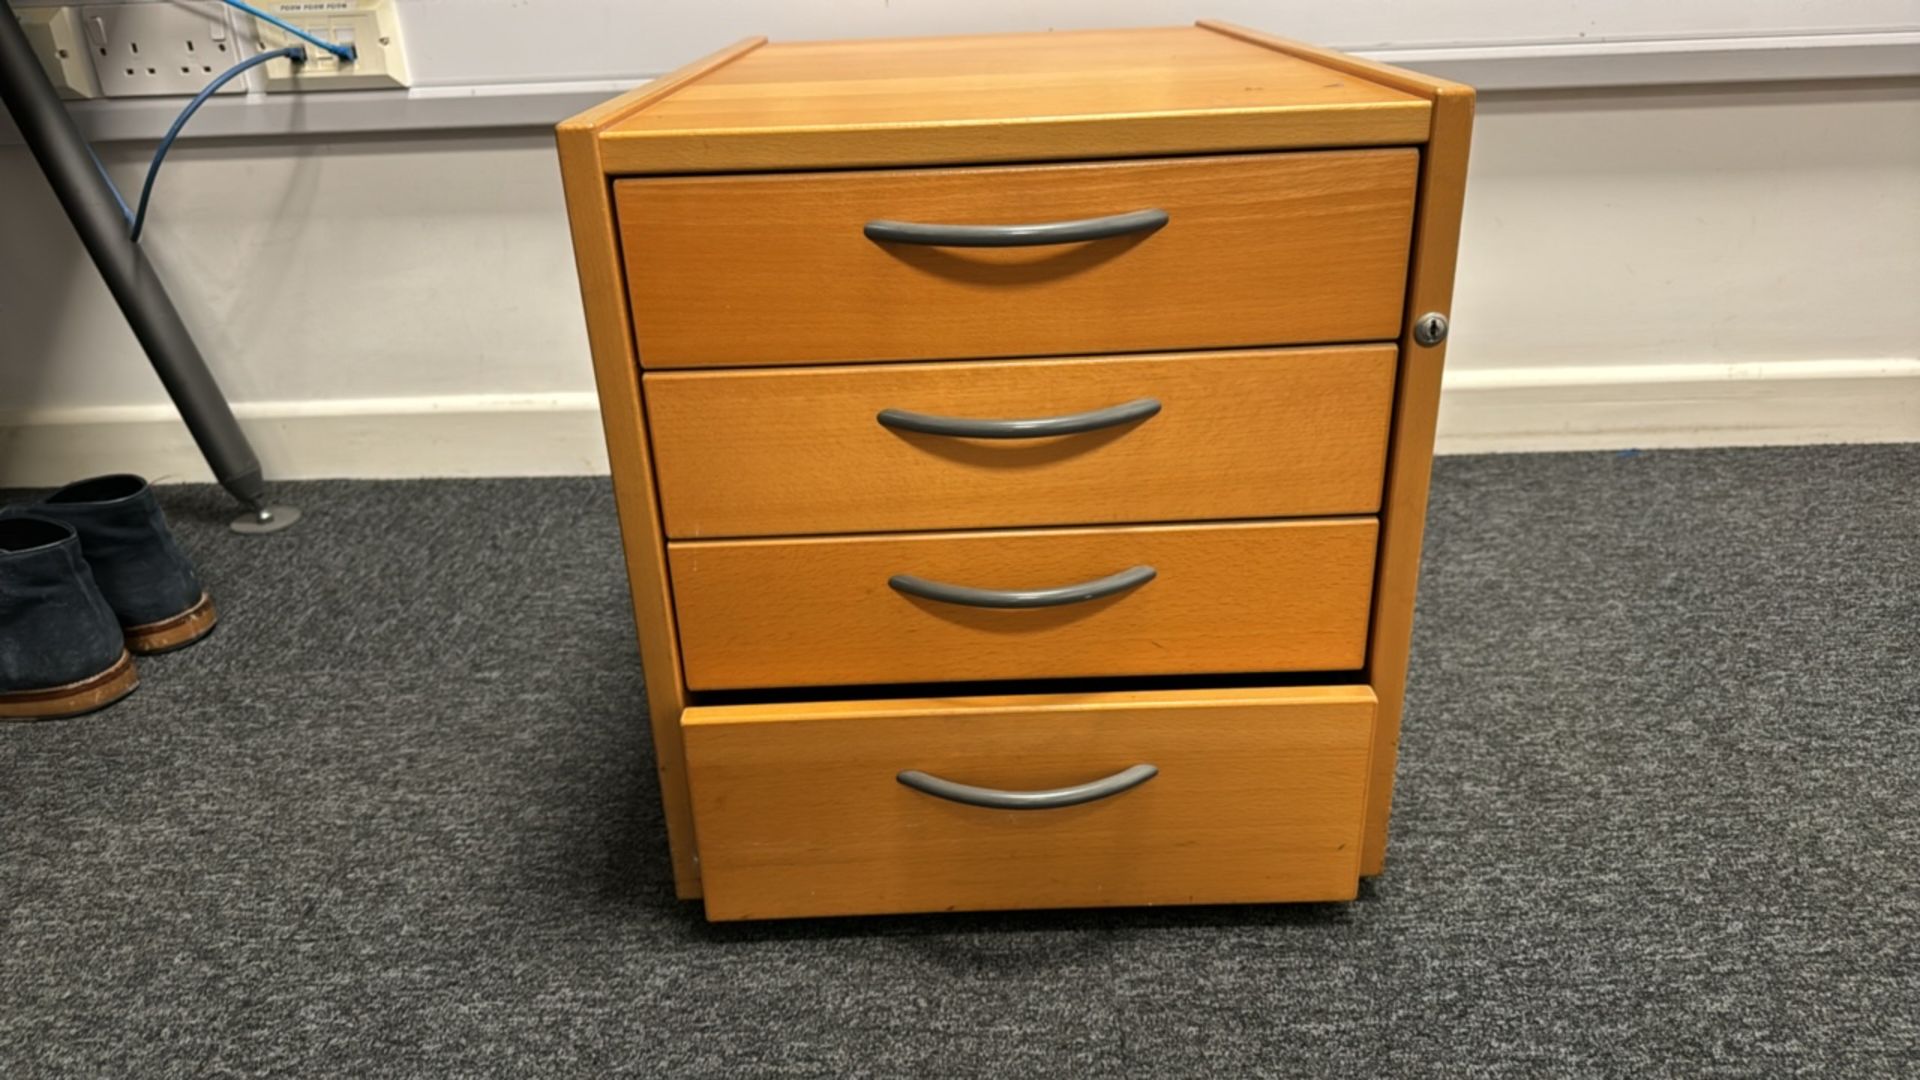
<box><xmin>248</xmin><ymin>0</ymin><xmax>409</xmax><ymax>92</ymax></box>
<box><xmin>15</xmin><ymin>6</ymin><xmax>102</xmax><ymax>100</ymax></box>
<box><xmin>78</xmin><ymin>1</ymin><xmax>243</xmax><ymax>98</ymax></box>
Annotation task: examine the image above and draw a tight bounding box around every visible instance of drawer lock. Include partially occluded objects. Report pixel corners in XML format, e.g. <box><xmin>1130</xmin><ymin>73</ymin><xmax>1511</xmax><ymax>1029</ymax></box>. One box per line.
<box><xmin>1413</xmin><ymin>312</ymin><xmax>1450</xmax><ymax>347</ymax></box>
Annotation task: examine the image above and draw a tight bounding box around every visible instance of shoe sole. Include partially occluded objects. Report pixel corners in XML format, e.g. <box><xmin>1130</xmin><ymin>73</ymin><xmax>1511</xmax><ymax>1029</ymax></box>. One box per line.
<box><xmin>125</xmin><ymin>593</ymin><xmax>219</xmax><ymax>655</ymax></box>
<box><xmin>0</xmin><ymin>650</ymin><xmax>140</xmax><ymax>722</ymax></box>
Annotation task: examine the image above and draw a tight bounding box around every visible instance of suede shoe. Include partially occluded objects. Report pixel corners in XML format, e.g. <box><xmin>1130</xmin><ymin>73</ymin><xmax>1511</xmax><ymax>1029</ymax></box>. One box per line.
<box><xmin>0</xmin><ymin>515</ymin><xmax>138</xmax><ymax>721</ymax></box>
<box><xmin>28</xmin><ymin>475</ymin><xmax>218</xmax><ymax>654</ymax></box>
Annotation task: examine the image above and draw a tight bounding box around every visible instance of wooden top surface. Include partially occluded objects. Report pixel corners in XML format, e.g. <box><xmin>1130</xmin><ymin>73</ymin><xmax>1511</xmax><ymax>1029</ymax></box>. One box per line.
<box><xmin>586</xmin><ymin>25</ymin><xmax>1435</xmax><ymax>172</ymax></box>
<box><xmin>612</xmin><ymin>26</ymin><xmax>1422</xmax><ymax>134</ymax></box>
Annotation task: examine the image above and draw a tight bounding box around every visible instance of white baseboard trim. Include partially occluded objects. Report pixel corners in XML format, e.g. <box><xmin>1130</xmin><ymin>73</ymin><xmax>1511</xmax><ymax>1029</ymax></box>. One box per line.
<box><xmin>1436</xmin><ymin>357</ymin><xmax>1920</xmax><ymax>454</ymax></box>
<box><xmin>2</xmin><ymin>359</ymin><xmax>1916</xmax><ymax>486</ymax></box>
<box><xmin>0</xmin><ymin>393</ymin><xmax>610</xmax><ymax>487</ymax></box>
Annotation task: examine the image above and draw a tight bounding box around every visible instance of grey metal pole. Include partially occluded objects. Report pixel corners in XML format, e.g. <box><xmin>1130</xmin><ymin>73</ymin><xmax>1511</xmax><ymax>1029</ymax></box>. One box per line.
<box><xmin>1</xmin><ymin>12</ymin><xmax>272</xmax><ymax>519</ymax></box>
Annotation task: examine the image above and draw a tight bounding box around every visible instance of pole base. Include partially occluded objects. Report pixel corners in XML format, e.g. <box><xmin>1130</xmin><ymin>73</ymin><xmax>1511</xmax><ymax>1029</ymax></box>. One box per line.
<box><xmin>230</xmin><ymin>504</ymin><xmax>301</xmax><ymax>535</ymax></box>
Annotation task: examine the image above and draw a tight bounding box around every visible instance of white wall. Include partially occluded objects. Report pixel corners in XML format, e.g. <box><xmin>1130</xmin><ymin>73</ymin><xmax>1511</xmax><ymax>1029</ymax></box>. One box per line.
<box><xmin>383</xmin><ymin>0</ymin><xmax>1920</xmax><ymax>86</ymax></box>
<box><xmin>2</xmin><ymin>48</ymin><xmax>1917</xmax><ymax>479</ymax></box>
<box><xmin>2</xmin><ymin>133</ymin><xmax>584</xmax><ymax>408</ymax></box>
<box><xmin>1457</xmin><ymin>84</ymin><xmax>1919</xmax><ymax>371</ymax></box>
<box><xmin>1440</xmin><ymin>79</ymin><xmax>1920</xmax><ymax>451</ymax></box>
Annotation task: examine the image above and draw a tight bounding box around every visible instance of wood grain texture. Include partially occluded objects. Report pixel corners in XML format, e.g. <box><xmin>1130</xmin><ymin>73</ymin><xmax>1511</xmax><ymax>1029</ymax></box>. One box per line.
<box><xmin>554</xmin><ymin>38</ymin><xmax>766</xmax><ymax>898</ymax></box>
<box><xmin>644</xmin><ymin>346</ymin><xmax>1397</xmax><ymax>539</ymax></box>
<box><xmin>1196</xmin><ymin>20</ymin><xmax>1472</xmax><ymax>100</ymax></box>
<box><xmin>669</xmin><ymin>518</ymin><xmax>1379</xmax><ymax>691</ymax></box>
<box><xmin>561</xmin><ymin>36</ymin><xmax>766</xmax><ymax>134</ymax></box>
<box><xmin>683</xmin><ymin>685</ymin><xmax>1377</xmax><ymax>920</ymax></box>
<box><xmin>618</xmin><ymin>151</ymin><xmax>1417</xmax><ymax>368</ymax></box>
<box><xmin>560</xmin><ymin>25</ymin><xmax>1472</xmax><ymax>912</ymax></box>
<box><xmin>1201</xmin><ymin>20</ymin><xmax>1476</xmax><ymax>876</ymax></box>
<box><xmin>597</xmin><ymin>26</ymin><xmax>1429</xmax><ymax>173</ymax></box>
<box><xmin>1199</xmin><ymin>23</ymin><xmax>1477</xmax><ymax>876</ymax></box>
<box><xmin>1359</xmin><ymin>87</ymin><xmax>1474</xmax><ymax>876</ymax></box>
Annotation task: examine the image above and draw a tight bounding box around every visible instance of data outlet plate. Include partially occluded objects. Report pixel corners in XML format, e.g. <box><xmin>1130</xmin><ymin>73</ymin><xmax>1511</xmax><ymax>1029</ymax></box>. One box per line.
<box><xmin>79</xmin><ymin>1</ymin><xmax>243</xmax><ymax>98</ymax></box>
<box><xmin>249</xmin><ymin>0</ymin><xmax>408</xmax><ymax>92</ymax></box>
<box><xmin>15</xmin><ymin>6</ymin><xmax>102</xmax><ymax>99</ymax></box>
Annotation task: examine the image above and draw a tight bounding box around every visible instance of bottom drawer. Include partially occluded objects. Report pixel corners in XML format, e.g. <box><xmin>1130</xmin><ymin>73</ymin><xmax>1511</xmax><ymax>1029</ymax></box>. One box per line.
<box><xmin>683</xmin><ymin>685</ymin><xmax>1376</xmax><ymax>920</ymax></box>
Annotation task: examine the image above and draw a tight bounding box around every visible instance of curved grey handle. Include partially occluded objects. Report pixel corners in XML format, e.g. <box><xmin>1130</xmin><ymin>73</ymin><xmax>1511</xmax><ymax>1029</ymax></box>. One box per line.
<box><xmin>897</xmin><ymin>764</ymin><xmax>1158</xmax><ymax>810</ymax></box>
<box><xmin>877</xmin><ymin>397</ymin><xmax>1161</xmax><ymax>439</ymax></box>
<box><xmin>864</xmin><ymin>208</ymin><xmax>1169</xmax><ymax>248</ymax></box>
<box><xmin>889</xmin><ymin>565</ymin><xmax>1155</xmax><ymax>609</ymax></box>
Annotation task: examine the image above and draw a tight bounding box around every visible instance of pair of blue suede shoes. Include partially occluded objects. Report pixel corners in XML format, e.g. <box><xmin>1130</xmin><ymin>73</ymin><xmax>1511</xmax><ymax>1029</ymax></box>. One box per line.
<box><xmin>0</xmin><ymin>475</ymin><xmax>216</xmax><ymax>721</ymax></box>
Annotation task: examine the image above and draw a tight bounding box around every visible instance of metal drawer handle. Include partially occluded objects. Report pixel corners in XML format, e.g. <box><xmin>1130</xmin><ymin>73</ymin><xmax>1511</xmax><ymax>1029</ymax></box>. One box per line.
<box><xmin>898</xmin><ymin>764</ymin><xmax>1159</xmax><ymax>810</ymax></box>
<box><xmin>889</xmin><ymin>565</ymin><xmax>1155</xmax><ymax>609</ymax></box>
<box><xmin>863</xmin><ymin>208</ymin><xmax>1170</xmax><ymax>248</ymax></box>
<box><xmin>877</xmin><ymin>397</ymin><xmax>1161</xmax><ymax>439</ymax></box>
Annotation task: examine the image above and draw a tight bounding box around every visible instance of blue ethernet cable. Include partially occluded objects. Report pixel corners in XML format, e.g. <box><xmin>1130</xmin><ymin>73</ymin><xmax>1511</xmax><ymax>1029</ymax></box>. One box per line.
<box><xmin>217</xmin><ymin>0</ymin><xmax>358</xmax><ymax>63</ymax></box>
<box><xmin>88</xmin><ymin>143</ymin><xmax>132</xmax><ymax>226</ymax></box>
<box><xmin>107</xmin><ymin>3</ymin><xmax>362</xmax><ymax>240</ymax></box>
<box><xmin>128</xmin><ymin>45</ymin><xmax>306</xmax><ymax>242</ymax></box>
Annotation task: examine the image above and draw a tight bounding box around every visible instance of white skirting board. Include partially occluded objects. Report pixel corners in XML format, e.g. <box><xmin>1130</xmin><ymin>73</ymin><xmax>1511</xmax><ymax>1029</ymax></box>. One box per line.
<box><xmin>1</xmin><ymin>359</ymin><xmax>1916</xmax><ymax>486</ymax></box>
<box><xmin>1435</xmin><ymin>358</ymin><xmax>1920</xmax><ymax>454</ymax></box>
<box><xmin>0</xmin><ymin>394</ymin><xmax>611</xmax><ymax>486</ymax></box>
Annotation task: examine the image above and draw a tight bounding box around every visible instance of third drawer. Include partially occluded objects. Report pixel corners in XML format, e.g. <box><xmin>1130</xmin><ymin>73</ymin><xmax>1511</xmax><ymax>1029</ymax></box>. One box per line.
<box><xmin>645</xmin><ymin>345</ymin><xmax>1396</xmax><ymax>539</ymax></box>
<box><xmin>669</xmin><ymin>517</ymin><xmax>1378</xmax><ymax>691</ymax></box>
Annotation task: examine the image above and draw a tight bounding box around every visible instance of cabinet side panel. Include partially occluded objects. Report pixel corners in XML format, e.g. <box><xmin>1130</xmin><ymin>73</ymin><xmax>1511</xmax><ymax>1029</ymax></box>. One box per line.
<box><xmin>1361</xmin><ymin>88</ymin><xmax>1474</xmax><ymax>875</ymax></box>
<box><xmin>552</xmin><ymin>37</ymin><xmax>768</xmax><ymax>900</ymax></box>
<box><xmin>555</xmin><ymin>127</ymin><xmax>702</xmax><ymax>898</ymax></box>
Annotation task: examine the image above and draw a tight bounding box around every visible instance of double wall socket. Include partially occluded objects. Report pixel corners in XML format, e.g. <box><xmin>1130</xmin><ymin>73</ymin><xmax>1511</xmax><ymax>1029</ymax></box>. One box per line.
<box><xmin>251</xmin><ymin>0</ymin><xmax>409</xmax><ymax>92</ymax></box>
<box><xmin>77</xmin><ymin>1</ymin><xmax>244</xmax><ymax>98</ymax></box>
<box><xmin>14</xmin><ymin>0</ymin><xmax>410</xmax><ymax>99</ymax></box>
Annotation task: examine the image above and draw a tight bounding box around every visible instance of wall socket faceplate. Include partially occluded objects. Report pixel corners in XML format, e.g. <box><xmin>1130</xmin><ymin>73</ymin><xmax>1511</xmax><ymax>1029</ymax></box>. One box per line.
<box><xmin>77</xmin><ymin>1</ymin><xmax>243</xmax><ymax>98</ymax></box>
<box><xmin>249</xmin><ymin>0</ymin><xmax>409</xmax><ymax>92</ymax></box>
<box><xmin>14</xmin><ymin>6</ymin><xmax>102</xmax><ymax>99</ymax></box>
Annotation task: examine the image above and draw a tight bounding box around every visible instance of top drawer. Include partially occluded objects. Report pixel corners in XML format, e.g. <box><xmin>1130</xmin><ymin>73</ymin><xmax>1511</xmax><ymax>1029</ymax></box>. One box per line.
<box><xmin>617</xmin><ymin>151</ymin><xmax>1418</xmax><ymax>369</ymax></box>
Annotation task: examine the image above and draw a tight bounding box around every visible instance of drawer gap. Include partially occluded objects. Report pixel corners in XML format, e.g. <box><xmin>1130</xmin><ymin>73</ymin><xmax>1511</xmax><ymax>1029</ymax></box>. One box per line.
<box><xmin>690</xmin><ymin>667</ymin><xmax>1367</xmax><ymax>708</ymax></box>
<box><xmin>608</xmin><ymin>143</ymin><xmax>1431</xmax><ymax>182</ymax></box>
<box><xmin>638</xmin><ymin>334</ymin><xmax>1405</xmax><ymax>375</ymax></box>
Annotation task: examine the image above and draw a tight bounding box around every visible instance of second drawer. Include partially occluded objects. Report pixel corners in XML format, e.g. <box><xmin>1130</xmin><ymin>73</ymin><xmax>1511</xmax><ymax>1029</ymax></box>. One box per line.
<box><xmin>646</xmin><ymin>345</ymin><xmax>1396</xmax><ymax>539</ymax></box>
<box><xmin>669</xmin><ymin>518</ymin><xmax>1378</xmax><ymax>690</ymax></box>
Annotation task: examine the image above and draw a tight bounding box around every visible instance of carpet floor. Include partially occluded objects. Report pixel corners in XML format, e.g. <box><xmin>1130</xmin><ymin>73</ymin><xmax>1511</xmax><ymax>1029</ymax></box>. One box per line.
<box><xmin>3</xmin><ymin>445</ymin><xmax>1916</xmax><ymax>1077</ymax></box>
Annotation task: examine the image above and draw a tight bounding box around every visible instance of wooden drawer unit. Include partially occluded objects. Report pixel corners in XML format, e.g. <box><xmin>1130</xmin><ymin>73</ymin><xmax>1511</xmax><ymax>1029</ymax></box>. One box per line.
<box><xmin>618</xmin><ymin>152</ymin><xmax>1417</xmax><ymax>368</ymax></box>
<box><xmin>670</xmin><ymin>518</ymin><xmax>1378</xmax><ymax>690</ymax></box>
<box><xmin>683</xmin><ymin>687</ymin><xmax>1377</xmax><ymax>921</ymax></box>
<box><xmin>558</xmin><ymin>22</ymin><xmax>1473</xmax><ymax>920</ymax></box>
<box><xmin>645</xmin><ymin>345</ymin><xmax>1397</xmax><ymax>539</ymax></box>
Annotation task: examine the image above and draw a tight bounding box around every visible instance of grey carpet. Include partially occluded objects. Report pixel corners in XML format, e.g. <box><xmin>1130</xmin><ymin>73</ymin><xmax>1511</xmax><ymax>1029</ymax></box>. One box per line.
<box><xmin>3</xmin><ymin>445</ymin><xmax>1917</xmax><ymax>1078</ymax></box>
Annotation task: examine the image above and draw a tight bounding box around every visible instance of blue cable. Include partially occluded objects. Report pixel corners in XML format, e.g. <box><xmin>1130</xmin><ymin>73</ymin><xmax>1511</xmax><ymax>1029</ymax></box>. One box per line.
<box><xmin>110</xmin><ymin>3</ymin><xmax>358</xmax><ymax>240</ymax></box>
<box><xmin>217</xmin><ymin>0</ymin><xmax>357</xmax><ymax>62</ymax></box>
<box><xmin>129</xmin><ymin>45</ymin><xmax>306</xmax><ymax>243</ymax></box>
<box><xmin>87</xmin><ymin>143</ymin><xmax>133</xmax><ymax>226</ymax></box>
